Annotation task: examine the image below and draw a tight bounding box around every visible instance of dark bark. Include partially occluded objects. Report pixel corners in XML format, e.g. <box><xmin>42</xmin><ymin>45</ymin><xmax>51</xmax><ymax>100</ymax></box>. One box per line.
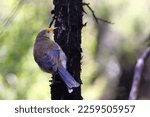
<box><xmin>50</xmin><ymin>0</ymin><xmax>83</xmax><ymax>100</ymax></box>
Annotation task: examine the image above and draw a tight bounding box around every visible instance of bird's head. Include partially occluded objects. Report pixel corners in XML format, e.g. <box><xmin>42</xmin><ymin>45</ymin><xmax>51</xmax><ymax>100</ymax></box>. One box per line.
<box><xmin>37</xmin><ymin>28</ymin><xmax>54</xmax><ymax>38</ymax></box>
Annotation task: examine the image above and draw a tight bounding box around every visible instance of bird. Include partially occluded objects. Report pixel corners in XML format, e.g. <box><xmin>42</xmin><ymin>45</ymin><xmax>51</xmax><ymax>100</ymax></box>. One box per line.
<box><xmin>33</xmin><ymin>28</ymin><xmax>80</xmax><ymax>93</ymax></box>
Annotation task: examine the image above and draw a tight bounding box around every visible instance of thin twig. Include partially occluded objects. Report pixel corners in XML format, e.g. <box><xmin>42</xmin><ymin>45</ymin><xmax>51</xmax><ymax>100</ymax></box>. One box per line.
<box><xmin>49</xmin><ymin>17</ymin><xmax>55</xmax><ymax>28</ymax></box>
<box><xmin>82</xmin><ymin>2</ymin><xmax>114</xmax><ymax>24</ymax></box>
<box><xmin>82</xmin><ymin>22</ymin><xmax>88</xmax><ymax>27</ymax></box>
<box><xmin>82</xmin><ymin>7</ymin><xmax>87</xmax><ymax>14</ymax></box>
<box><xmin>129</xmin><ymin>47</ymin><xmax>150</xmax><ymax>100</ymax></box>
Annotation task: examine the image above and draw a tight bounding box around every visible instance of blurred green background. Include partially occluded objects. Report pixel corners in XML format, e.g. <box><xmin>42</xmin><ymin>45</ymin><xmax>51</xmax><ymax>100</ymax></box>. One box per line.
<box><xmin>0</xmin><ymin>0</ymin><xmax>150</xmax><ymax>99</ymax></box>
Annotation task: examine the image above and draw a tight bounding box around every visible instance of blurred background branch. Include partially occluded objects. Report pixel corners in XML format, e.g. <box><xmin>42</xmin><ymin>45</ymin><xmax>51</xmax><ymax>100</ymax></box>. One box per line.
<box><xmin>129</xmin><ymin>47</ymin><xmax>150</xmax><ymax>100</ymax></box>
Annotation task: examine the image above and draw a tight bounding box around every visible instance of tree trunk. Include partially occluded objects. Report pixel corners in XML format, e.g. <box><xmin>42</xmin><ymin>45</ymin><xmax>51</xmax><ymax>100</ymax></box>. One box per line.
<box><xmin>50</xmin><ymin>0</ymin><xmax>83</xmax><ymax>100</ymax></box>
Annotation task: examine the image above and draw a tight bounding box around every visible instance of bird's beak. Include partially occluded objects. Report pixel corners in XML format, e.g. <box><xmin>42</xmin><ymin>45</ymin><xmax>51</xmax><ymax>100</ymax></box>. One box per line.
<box><xmin>47</xmin><ymin>28</ymin><xmax>54</xmax><ymax>33</ymax></box>
<box><xmin>47</xmin><ymin>27</ymin><xmax>58</xmax><ymax>33</ymax></box>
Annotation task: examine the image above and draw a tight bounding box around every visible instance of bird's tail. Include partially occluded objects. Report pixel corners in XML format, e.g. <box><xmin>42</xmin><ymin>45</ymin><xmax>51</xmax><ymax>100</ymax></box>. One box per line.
<box><xmin>58</xmin><ymin>66</ymin><xmax>80</xmax><ymax>93</ymax></box>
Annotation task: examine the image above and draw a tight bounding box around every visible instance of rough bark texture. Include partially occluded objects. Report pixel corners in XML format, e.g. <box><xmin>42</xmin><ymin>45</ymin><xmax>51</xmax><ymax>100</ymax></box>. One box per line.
<box><xmin>50</xmin><ymin>0</ymin><xmax>83</xmax><ymax>100</ymax></box>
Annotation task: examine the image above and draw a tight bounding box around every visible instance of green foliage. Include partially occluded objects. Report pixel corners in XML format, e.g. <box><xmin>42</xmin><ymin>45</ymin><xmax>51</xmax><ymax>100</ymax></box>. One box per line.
<box><xmin>0</xmin><ymin>0</ymin><xmax>51</xmax><ymax>99</ymax></box>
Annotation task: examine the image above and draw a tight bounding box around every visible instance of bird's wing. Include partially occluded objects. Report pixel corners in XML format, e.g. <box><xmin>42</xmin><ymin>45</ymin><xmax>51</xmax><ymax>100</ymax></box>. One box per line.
<box><xmin>54</xmin><ymin>43</ymin><xmax>67</xmax><ymax>69</ymax></box>
<box><xmin>36</xmin><ymin>49</ymin><xmax>60</xmax><ymax>73</ymax></box>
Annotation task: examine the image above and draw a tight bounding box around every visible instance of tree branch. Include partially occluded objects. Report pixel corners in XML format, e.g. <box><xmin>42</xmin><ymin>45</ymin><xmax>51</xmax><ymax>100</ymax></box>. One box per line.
<box><xmin>129</xmin><ymin>47</ymin><xmax>150</xmax><ymax>99</ymax></box>
<box><xmin>82</xmin><ymin>2</ymin><xmax>114</xmax><ymax>24</ymax></box>
<box><xmin>50</xmin><ymin>0</ymin><xmax>83</xmax><ymax>100</ymax></box>
<box><xmin>49</xmin><ymin>16</ymin><xmax>55</xmax><ymax>28</ymax></box>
